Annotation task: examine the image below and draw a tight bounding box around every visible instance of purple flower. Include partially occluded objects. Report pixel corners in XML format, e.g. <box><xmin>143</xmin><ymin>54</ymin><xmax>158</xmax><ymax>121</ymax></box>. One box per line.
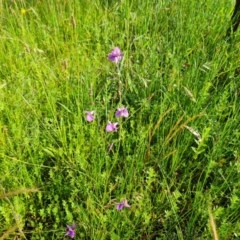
<box><xmin>85</xmin><ymin>111</ymin><xmax>95</xmax><ymax>122</ymax></box>
<box><xmin>115</xmin><ymin>107</ymin><xmax>129</xmax><ymax>118</ymax></box>
<box><xmin>65</xmin><ymin>224</ymin><xmax>76</xmax><ymax>239</ymax></box>
<box><xmin>116</xmin><ymin>200</ymin><xmax>130</xmax><ymax>210</ymax></box>
<box><xmin>106</xmin><ymin>121</ymin><xmax>118</xmax><ymax>132</ymax></box>
<box><xmin>108</xmin><ymin>47</ymin><xmax>123</xmax><ymax>63</ymax></box>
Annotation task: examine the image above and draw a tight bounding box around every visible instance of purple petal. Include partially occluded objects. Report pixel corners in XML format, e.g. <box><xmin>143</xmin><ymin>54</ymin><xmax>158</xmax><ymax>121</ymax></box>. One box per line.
<box><xmin>106</xmin><ymin>123</ymin><xmax>114</xmax><ymax>132</ymax></box>
<box><xmin>116</xmin><ymin>202</ymin><xmax>124</xmax><ymax>210</ymax></box>
<box><xmin>115</xmin><ymin>109</ymin><xmax>122</xmax><ymax>118</ymax></box>
<box><xmin>122</xmin><ymin>109</ymin><xmax>129</xmax><ymax>118</ymax></box>
<box><xmin>123</xmin><ymin>200</ymin><xmax>130</xmax><ymax>208</ymax></box>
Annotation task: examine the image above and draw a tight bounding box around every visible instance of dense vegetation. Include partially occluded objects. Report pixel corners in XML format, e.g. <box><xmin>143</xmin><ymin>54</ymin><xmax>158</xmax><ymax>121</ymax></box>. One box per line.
<box><xmin>0</xmin><ymin>0</ymin><xmax>240</xmax><ymax>239</ymax></box>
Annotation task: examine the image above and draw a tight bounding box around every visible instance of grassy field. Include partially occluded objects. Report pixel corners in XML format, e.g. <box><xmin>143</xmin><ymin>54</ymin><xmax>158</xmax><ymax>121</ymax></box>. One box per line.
<box><xmin>0</xmin><ymin>0</ymin><xmax>240</xmax><ymax>239</ymax></box>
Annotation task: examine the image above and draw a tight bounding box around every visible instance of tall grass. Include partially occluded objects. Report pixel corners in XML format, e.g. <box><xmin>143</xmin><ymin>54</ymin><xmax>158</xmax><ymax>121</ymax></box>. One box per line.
<box><xmin>0</xmin><ymin>0</ymin><xmax>240</xmax><ymax>239</ymax></box>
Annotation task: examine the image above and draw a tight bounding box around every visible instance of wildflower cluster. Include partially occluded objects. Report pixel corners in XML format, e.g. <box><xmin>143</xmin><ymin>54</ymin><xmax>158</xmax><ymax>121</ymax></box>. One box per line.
<box><xmin>65</xmin><ymin>47</ymin><xmax>130</xmax><ymax>239</ymax></box>
<box><xmin>85</xmin><ymin>47</ymin><xmax>129</xmax><ymax>133</ymax></box>
<box><xmin>85</xmin><ymin>106</ymin><xmax>129</xmax><ymax>132</ymax></box>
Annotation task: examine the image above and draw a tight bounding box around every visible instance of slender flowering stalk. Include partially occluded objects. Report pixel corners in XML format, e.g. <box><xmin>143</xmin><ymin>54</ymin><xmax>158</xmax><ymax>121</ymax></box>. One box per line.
<box><xmin>115</xmin><ymin>107</ymin><xmax>129</xmax><ymax>118</ymax></box>
<box><xmin>65</xmin><ymin>224</ymin><xmax>76</xmax><ymax>239</ymax></box>
<box><xmin>85</xmin><ymin>111</ymin><xmax>95</xmax><ymax>122</ymax></box>
<box><xmin>108</xmin><ymin>47</ymin><xmax>123</xmax><ymax>64</ymax></box>
<box><xmin>116</xmin><ymin>200</ymin><xmax>130</xmax><ymax>210</ymax></box>
<box><xmin>108</xmin><ymin>47</ymin><xmax>124</xmax><ymax>102</ymax></box>
<box><xmin>106</xmin><ymin>121</ymin><xmax>118</xmax><ymax>132</ymax></box>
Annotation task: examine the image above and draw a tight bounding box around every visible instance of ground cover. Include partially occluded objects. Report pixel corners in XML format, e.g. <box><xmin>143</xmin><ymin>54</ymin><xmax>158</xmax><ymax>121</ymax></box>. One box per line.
<box><xmin>0</xmin><ymin>0</ymin><xmax>239</xmax><ymax>239</ymax></box>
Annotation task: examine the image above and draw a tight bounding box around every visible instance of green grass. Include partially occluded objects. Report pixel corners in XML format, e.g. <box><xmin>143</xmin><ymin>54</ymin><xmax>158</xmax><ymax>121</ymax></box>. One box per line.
<box><xmin>0</xmin><ymin>0</ymin><xmax>240</xmax><ymax>239</ymax></box>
